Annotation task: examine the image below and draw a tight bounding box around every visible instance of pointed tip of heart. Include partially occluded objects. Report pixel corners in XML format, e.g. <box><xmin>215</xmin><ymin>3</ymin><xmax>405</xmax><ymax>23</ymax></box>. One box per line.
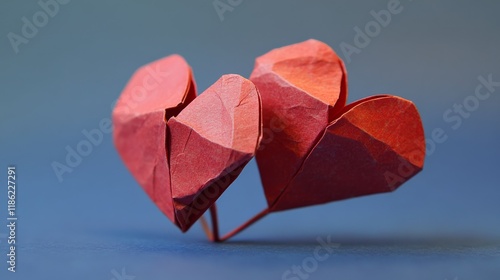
<box><xmin>171</xmin><ymin>158</ymin><xmax>248</xmax><ymax>232</ymax></box>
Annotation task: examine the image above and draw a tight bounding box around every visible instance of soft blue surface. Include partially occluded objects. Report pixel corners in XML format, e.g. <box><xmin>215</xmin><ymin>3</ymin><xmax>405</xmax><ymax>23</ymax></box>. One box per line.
<box><xmin>1</xmin><ymin>1</ymin><xmax>500</xmax><ymax>279</ymax></box>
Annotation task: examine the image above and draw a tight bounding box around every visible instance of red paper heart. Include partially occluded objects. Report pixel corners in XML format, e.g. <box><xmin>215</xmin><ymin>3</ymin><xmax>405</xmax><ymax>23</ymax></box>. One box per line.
<box><xmin>250</xmin><ymin>39</ymin><xmax>425</xmax><ymax>212</ymax></box>
<box><xmin>112</xmin><ymin>55</ymin><xmax>261</xmax><ymax>231</ymax></box>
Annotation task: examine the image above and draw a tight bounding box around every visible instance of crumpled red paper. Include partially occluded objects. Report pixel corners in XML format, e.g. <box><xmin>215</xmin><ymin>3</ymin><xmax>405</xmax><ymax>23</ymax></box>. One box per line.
<box><xmin>112</xmin><ymin>55</ymin><xmax>261</xmax><ymax>232</ymax></box>
<box><xmin>251</xmin><ymin>39</ymin><xmax>425</xmax><ymax>212</ymax></box>
<box><xmin>113</xmin><ymin>39</ymin><xmax>426</xmax><ymax>241</ymax></box>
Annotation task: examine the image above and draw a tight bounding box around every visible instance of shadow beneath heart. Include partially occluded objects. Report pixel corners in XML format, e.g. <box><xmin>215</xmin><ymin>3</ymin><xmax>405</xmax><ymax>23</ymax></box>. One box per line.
<box><xmin>94</xmin><ymin>227</ymin><xmax>500</xmax><ymax>258</ymax></box>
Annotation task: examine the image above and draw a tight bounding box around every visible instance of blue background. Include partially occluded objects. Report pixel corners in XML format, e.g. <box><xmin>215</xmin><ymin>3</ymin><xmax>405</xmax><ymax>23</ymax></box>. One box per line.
<box><xmin>1</xmin><ymin>0</ymin><xmax>499</xmax><ymax>279</ymax></box>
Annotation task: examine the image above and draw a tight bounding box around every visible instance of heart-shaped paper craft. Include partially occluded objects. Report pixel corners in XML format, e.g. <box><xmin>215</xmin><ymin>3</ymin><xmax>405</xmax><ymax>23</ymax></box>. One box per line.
<box><xmin>251</xmin><ymin>39</ymin><xmax>425</xmax><ymax>212</ymax></box>
<box><xmin>112</xmin><ymin>55</ymin><xmax>261</xmax><ymax>231</ymax></box>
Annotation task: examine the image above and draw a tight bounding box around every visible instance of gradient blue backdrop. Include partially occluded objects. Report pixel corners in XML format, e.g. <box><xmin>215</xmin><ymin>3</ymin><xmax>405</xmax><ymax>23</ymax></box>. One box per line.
<box><xmin>1</xmin><ymin>1</ymin><xmax>499</xmax><ymax>279</ymax></box>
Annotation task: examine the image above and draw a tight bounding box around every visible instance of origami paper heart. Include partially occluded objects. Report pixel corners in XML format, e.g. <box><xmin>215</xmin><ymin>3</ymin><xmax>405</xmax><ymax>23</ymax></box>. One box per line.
<box><xmin>250</xmin><ymin>39</ymin><xmax>425</xmax><ymax>212</ymax></box>
<box><xmin>113</xmin><ymin>55</ymin><xmax>261</xmax><ymax>231</ymax></box>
